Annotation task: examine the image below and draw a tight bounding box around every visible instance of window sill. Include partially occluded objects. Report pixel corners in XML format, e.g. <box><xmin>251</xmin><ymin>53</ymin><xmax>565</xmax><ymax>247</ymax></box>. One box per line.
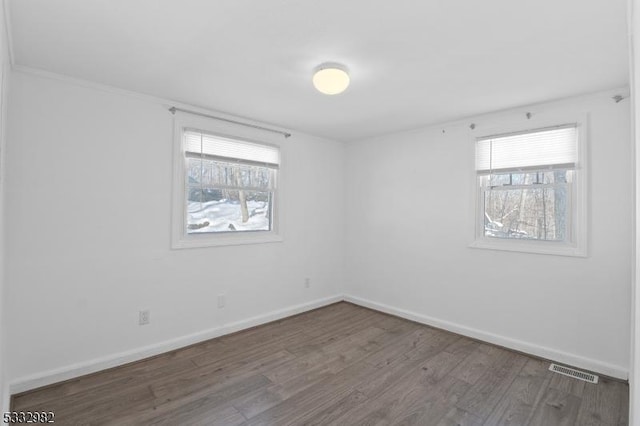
<box><xmin>172</xmin><ymin>233</ymin><xmax>283</xmax><ymax>249</ymax></box>
<box><xmin>469</xmin><ymin>238</ymin><xmax>587</xmax><ymax>257</ymax></box>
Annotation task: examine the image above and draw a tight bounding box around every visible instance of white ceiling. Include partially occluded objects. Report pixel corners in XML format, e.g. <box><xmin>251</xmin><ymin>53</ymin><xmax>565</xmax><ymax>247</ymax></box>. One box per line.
<box><xmin>8</xmin><ymin>0</ymin><xmax>629</xmax><ymax>141</ymax></box>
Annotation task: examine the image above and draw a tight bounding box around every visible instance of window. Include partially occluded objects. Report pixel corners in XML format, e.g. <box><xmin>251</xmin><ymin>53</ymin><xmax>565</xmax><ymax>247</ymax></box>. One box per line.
<box><xmin>471</xmin><ymin>124</ymin><xmax>587</xmax><ymax>256</ymax></box>
<box><xmin>172</xmin><ymin>115</ymin><xmax>283</xmax><ymax>248</ymax></box>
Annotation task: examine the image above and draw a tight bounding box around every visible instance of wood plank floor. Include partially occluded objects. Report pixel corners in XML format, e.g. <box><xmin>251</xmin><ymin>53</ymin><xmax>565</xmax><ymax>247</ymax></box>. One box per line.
<box><xmin>12</xmin><ymin>302</ymin><xmax>629</xmax><ymax>425</ymax></box>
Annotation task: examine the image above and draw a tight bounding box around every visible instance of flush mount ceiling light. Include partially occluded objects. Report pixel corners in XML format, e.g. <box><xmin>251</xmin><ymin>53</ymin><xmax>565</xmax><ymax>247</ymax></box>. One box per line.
<box><xmin>312</xmin><ymin>63</ymin><xmax>350</xmax><ymax>95</ymax></box>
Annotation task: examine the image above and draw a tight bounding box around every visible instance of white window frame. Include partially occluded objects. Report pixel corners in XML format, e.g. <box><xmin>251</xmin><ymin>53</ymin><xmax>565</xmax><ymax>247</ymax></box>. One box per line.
<box><xmin>171</xmin><ymin>112</ymin><xmax>285</xmax><ymax>249</ymax></box>
<box><xmin>469</xmin><ymin>114</ymin><xmax>588</xmax><ymax>257</ymax></box>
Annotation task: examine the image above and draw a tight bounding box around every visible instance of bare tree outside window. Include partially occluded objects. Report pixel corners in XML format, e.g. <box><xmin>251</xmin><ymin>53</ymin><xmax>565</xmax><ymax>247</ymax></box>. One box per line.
<box><xmin>475</xmin><ymin>125</ymin><xmax>579</xmax><ymax>249</ymax></box>
<box><xmin>186</xmin><ymin>159</ymin><xmax>275</xmax><ymax>234</ymax></box>
<box><xmin>482</xmin><ymin>170</ymin><xmax>571</xmax><ymax>241</ymax></box>
<box><xmin>183</xmin><ymin>130</ymin><xmax>279</xmax><ymax>234</ymax></box>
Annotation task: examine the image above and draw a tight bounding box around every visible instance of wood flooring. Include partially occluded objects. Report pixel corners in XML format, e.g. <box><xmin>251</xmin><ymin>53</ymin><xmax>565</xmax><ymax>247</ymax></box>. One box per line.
<box><xmin>12</xmin><ymin>302</ymin><xmax>629</xmax><ymax>425</ymax></box>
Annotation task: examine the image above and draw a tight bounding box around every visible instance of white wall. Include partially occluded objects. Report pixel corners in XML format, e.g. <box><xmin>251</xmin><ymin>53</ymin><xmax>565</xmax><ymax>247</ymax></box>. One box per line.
<box><xmin>4</xmin><ymin>70</ymin><xmax>346</xmax><ymax>389</ymax></box>
<box><xmin>1</xmin><ymin>55</ymin><xmax>632</xmax><ymax>406</ymax></box>
<box><xmin>0</xmin><ymin>1</ymin><xmax>11</xmax><ymax>413</ymax></box>
<box><xmin>0</xmin><ymin>70</ymin><xmax>8</xmax><ymax>414</ymax></box>
<box><xmin>345</xmin><ymin>90</ymin><xmax>632</xmax><ymax>378</ymax></box>
<box><xmin>630</xmin><ymin>0</ymin><xmax>639</xmax><ymax>423</ymax></box>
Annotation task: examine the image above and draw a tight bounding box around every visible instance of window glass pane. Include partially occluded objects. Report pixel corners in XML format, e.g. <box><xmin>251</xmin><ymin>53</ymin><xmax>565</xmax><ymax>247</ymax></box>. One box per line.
<box><xmin>484</xmin><ymin>185</ymin><xmax>568</xmax><ymax>241</ymax></box>
<box><xmin>488</xmin><ymin>173</ymin><xmax>512</xmax><ymax>186</ymax></box>
<box><xmin>187</xmin><ymin>189</ymin><xmax>272</xmax><ymax>234</ymax></box>
<box><xmin>187</xmin><ymin>158</ymin><xmax>202</xmax><ymax>184</ymax></box>
<box><xmin>187</xmin><ymin>158</ymin><xmax>274</xmax><ymax>190</ymax></box>
<box><xmin>487</xmin><ymin>170</ymin><xmax>570</xmax><ymax>187</ymax></box>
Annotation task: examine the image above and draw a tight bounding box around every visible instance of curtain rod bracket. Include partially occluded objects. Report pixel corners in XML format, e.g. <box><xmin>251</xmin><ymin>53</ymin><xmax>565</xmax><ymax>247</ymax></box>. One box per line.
<box><xmin>612</xmin><ymin>95</ymin><xmax>627</xmax><ymax>103</ymax></box>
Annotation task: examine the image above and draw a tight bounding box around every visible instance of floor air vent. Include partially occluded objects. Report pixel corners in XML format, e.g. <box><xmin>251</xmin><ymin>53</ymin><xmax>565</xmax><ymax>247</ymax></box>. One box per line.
<box><xmin>549</xmin><ymin>363</ymin><xmax>598</xmax><ymax>384</ymax></box>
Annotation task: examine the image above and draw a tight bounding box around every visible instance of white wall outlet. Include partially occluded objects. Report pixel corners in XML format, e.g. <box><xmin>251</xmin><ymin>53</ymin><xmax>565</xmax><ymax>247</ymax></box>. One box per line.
<box><xmin>305</xmin><ymin>278</ymin><xmax>311</xmax><ymax>288</ymax></box>
<box><xmin>218</xmin><ymin>294</ymin><xmax>226</xmax><ymax>308</ymax></box>
<box><xmin>139</xmin><ymin>309</ymin><xmax>150</xmax><ymax>325</ymax></box>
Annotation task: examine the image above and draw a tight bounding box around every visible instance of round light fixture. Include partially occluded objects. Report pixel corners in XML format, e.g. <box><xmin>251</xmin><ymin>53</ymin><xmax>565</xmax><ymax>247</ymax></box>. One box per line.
<box><xmin>312</xmin><ymin>63</ymin><xmax>350</xmax><ymax>95</ymax></box>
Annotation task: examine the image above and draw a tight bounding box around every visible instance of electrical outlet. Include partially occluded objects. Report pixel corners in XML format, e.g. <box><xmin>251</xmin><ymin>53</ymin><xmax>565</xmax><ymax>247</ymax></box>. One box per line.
<box><xmin>305</xmin><ymin>278</ymin><xmax>311</xmax><ymax>288</ymax></box>
<box><xmin>139</xmin><ymin>309</ymin><xmax>150</xmax><ymax>325</ymax></box>
<box><xmin>218</xmin><ymin>294</ymin><xmax>226</xmax><ymax>308</ymax></box>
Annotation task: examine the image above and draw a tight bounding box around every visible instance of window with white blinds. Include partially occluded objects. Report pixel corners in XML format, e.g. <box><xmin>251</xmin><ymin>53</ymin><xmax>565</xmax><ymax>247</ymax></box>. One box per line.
<box><xmin>184</xmin><ymin>129</ymin><xmax>280</xmax><ymax>167</ymax></box>
<box><xmin>472</xmin><ymin>122</ymin><xmax>586</xmax><ymax>257</ymax></box>
<box><xmin>182</xmin><ymin>129</ymin><xmax>280</xmax><ymax>236</ymax></box>
<box><xmin>475</xmin><ymin>125</ymin><xmax>577</xmax><ymax>174</ymax></box>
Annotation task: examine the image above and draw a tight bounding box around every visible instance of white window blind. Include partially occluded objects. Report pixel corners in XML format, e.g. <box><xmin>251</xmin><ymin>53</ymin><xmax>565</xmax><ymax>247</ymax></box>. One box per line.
<box><xmin>475</xmin><ymin>125</ymin><xmax>577</xmax><ymax>173</ymax></box>
<box><xmin>184</xmin><ymin>129</ymin><xmax>280</xmax><ymax>168</ymax></box>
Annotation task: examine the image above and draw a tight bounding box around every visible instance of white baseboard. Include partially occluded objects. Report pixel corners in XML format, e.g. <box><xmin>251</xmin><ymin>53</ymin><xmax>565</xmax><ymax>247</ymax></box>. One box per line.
<box><xmin>9</xmin><ymin>295</ymin><xmax>342</xmax><ymax>395</ymax></box>
<box><xmin>344</xmin><ymin>294</ymin><xmax>628</xmax><ymax>380</ymax></box>
<box><xmin>9</xmin><ymin>292</ymin><xmax>628</xmax><ymax>396</ymax></box>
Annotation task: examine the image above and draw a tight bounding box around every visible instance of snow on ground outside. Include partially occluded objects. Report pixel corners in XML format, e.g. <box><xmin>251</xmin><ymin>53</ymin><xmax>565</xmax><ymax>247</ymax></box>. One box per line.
<box><xmin>188</xmin><ymin>199</ymin><xmax>270</xmax><ymax>233</ymax></box>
